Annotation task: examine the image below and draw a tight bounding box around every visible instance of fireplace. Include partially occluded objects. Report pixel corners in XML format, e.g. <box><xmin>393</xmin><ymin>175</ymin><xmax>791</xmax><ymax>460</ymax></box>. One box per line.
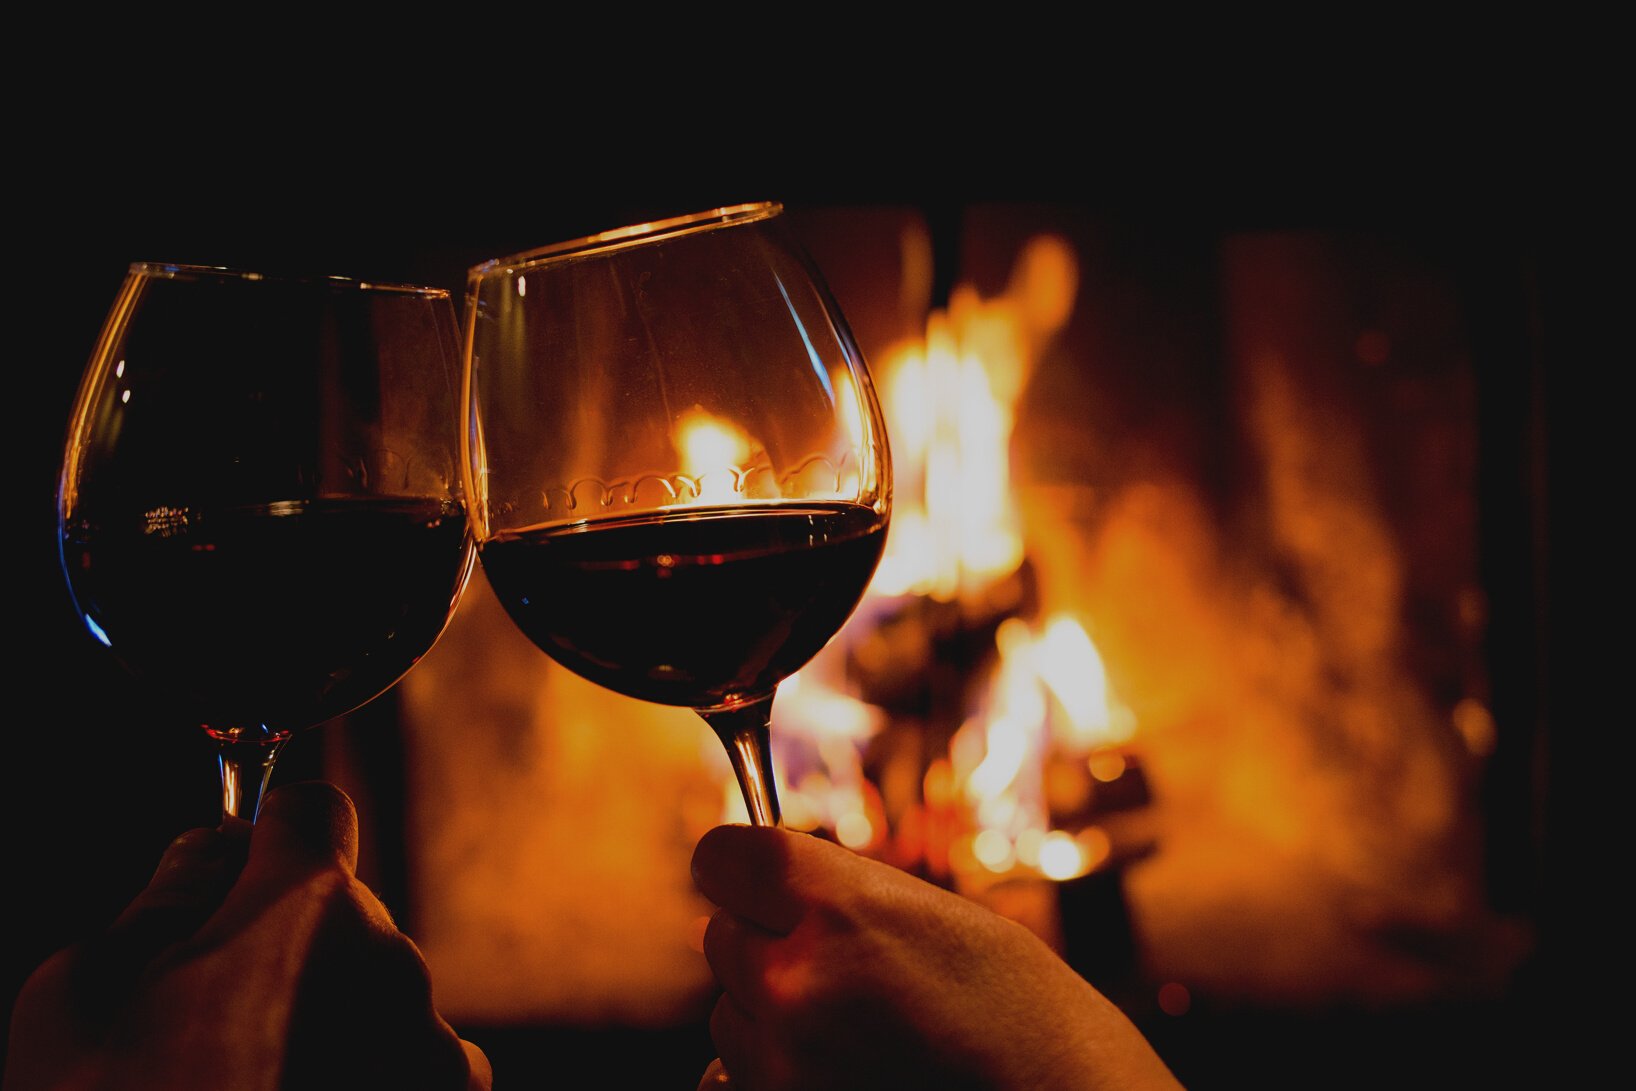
<box><xmin>18</xmin><ymin>191</ymin><xmax>1566</xmax><ymax>1089</ymax></box>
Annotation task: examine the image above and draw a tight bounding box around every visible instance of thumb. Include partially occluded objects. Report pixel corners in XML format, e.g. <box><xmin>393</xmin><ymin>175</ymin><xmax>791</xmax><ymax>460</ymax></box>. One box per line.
<box><xmin>189</xmin><ymin>780</ymin><xmax>360</xmax><ymax>947</ymax></box>
<box><xmin>692</xmin><ymin>825</ymin><xmax>862</xmax><ymax>934</ymax></box>
<box><xmin>463</xmin><ymin>1038</ymin><xmax>494</xmax><ymax>1091</ymax></box>
<box><xmin>245</xmin><ymin>780</ymin><xmax>360</xmax><ymax>878</ymax></box>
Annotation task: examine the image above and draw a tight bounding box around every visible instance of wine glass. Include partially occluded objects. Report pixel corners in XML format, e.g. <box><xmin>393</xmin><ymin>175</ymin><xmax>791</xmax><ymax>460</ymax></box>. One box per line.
<box><xmin>58</xmin><ymin>263</ymin><xmax>476</xmax><ymax>822</ymax></box>
<box><xmin>463</xmin><ymin>202</ymin><xmax>892</xmax><ymax>827</ymax></box>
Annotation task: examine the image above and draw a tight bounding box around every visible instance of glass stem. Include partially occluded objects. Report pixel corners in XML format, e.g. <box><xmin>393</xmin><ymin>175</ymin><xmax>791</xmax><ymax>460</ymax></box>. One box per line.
<box><xmin>699</xmin><ymin>694</ymin><xmax>783</xmax><ymax>828</ymax></box>
<box><xmin>217</xmin><ymin>735</ymin><xmax>288</xmax><ymax>824</ymax></box>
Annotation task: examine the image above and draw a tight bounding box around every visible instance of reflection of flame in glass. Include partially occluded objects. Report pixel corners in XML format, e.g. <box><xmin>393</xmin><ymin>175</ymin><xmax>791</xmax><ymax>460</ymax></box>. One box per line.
<box><xmin>675</xmin><ymin>409</ymin><xmax>752</xmax><ymax>504</ymax></box>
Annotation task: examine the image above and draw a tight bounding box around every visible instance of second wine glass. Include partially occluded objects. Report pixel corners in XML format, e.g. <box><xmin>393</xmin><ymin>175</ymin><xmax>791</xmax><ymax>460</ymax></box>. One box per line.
<box><xmin>464</xmin><ymin>202</ymin><xmax>892</xmax><ymax>827</ymax></box>
<box><xmin>59</xmin><ymin>263</ymin><xmax>476</xmax><ymax>822</ymax></box>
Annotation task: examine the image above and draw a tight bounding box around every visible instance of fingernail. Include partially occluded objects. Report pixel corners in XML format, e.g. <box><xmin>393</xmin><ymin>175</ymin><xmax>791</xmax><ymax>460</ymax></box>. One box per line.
<box><xmin>697</xmin><ymin>1058</ymin><xmax>733</xmax><ymax>1089</ymax></box>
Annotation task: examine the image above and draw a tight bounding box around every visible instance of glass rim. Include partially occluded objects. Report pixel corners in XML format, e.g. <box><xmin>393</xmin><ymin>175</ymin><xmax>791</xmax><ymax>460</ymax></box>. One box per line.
<box><xmin>467</xmin><ymin>201</ymin><xmax>783</xmax><ymax>281</ymax></box>
<box><xmin>129</xmin><ymin>262</ymin><xmax>451</xmax><ymax>298</ymax></box>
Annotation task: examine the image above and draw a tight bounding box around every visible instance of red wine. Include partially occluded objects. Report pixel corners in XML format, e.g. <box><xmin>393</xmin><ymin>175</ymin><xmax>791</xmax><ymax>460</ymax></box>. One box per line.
<box><xmin>479</xmin><ymin>503</ymin><xmax>887</xmax><ymax>709</ymax></box>
<box><xmin>61</xmin><ymin>498</ymin><xmax>473</xmax><ymax>736</ymax></box>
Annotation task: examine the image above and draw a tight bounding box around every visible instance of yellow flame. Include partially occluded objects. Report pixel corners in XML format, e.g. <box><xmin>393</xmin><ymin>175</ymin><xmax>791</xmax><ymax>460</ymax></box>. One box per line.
<box><xmin>776</xmin><ymin>672</ymin><xmax>881</xmax><ymax>740</ymax></box>
<box><xmin>862</xmin><ymin>240</ymin><xmax>1067</xmax><ymax>604</ymax></box>
<box><xmin>1037</xmin><ymin>616</ymin><xmax>1110</xmax><ymax>738</ymax></box>
<box><xmin>941</xmin><ymin>613</ymin><xmax>1134</xmax><ymax>883</ymax></box>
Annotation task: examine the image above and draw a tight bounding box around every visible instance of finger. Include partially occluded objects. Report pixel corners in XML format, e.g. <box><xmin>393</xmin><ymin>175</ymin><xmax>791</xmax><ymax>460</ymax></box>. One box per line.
<box><xmin>278</xmin><ymin>895</ymin><xmax>479</xmax><ymax>1089</ymax></box>
<box><xmin>122</xmin><ymin>827</ymin><xmax>248</xmax><ymax>922</ymax></box>
<box><xmin>696</xmin><ymin>1056</ymin><xmax>735</xmax><ymax>1090</ymax></box>
<box><xmin>190</xmin><ymin>781</ymin><xmax>362</xmax><ymax>945</ymax></box>
<box><xmin>709</xmin><ymin>992</ymin><xmax>762</xmax><ymax>1091</ymax></box>
<box><xmin>701</xmin><ymin>908</ymin><xmax>780</xmax><ymax>1008</ymax></box>
<box><xmin>40</xmin><ymin>827</ymin><xmax>247</xmax><ymax>1032</ymax></box>
<box><xmin>91</xmin><ymin>826</ymin><xmax>249</xmax><ymax>979</ymax></box>
<box><xmin>691</xmin><ymin>825</ymin><xmax>812</xmax><ymax>933</ymax></box>
<box><xmin>463</xmin><ymin>1038</ymin><xmax>494</xmax><ymax>1091</ymax></box>
<box><xmin>245</xmin><ymin>780</ymin><xmax>360</xmax><ymax>879</ymax></box>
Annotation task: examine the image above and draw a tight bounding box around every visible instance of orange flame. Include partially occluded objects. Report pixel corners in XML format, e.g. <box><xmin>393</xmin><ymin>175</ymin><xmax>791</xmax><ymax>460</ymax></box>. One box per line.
<box><xmin>768</xmin><ymin>234</ymin><xmax>1132</xmax><ymax>884</ymax></box>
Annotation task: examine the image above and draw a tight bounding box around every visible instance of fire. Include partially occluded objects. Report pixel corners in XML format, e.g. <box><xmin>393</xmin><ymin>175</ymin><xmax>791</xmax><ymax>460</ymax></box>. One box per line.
<box><xmin>768</xmin><ymin>231</ymin><xmax>1130</xmax><ymax>887</ymax></box>
<box><xmin>947</xmin><ymin>613</ymin><xmax>1132</xmax><ymax>883</ymax></box>
<box><xmin>870</xmin><ymin>309</ymin><xmax>1025</xmax><ymax>600</ymax></box>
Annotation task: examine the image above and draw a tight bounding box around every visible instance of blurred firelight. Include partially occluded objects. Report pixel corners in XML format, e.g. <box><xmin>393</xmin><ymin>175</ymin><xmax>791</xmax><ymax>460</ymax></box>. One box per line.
<box><xmin>1088</xmin><ymin>750</ymin><xmax>1127</xmax><ymax>783</ymax></box>
<box><xmin>1452</xmin><ymin>697</ymin><xmax>1497</xmax><ymax>757</ymax></box>
<box><xmin>1038</xmin><ymin>831</ymin><xmax>1084</xmax><ymax>880</ymax></box>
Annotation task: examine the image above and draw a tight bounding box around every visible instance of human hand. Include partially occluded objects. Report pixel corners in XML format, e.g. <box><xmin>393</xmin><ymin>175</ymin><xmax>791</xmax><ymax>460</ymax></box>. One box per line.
<box><xmin>691</xmin><ymin>825</ymin><xmax>1182</xmax><ymax>1091</ymax></box>
<box><xmin>4</xmin><ymin>782</ymin><xmax>490</xmax><ymax>1091</ymax></box>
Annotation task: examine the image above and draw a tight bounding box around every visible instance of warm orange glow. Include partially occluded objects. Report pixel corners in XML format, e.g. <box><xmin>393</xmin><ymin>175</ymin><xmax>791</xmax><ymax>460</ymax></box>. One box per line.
<box><xmin>1452</xmin><ymin>697</ymin><xmax>1497</xmax><ymax>757</ymax></box>
<box><xmin>924</xmin><ymin>760</ymin><xmax>955</xmax><ymax>807</ymax></box>
<box><xmin>394</xmin><ymin>219</ymin><xmax>1503</xmax><ymax>1032</ymax></box>
<box><xmin>1076</xmin><ymin>826</ymin><xmax>1111</xmax><ymax>870</ymax></box>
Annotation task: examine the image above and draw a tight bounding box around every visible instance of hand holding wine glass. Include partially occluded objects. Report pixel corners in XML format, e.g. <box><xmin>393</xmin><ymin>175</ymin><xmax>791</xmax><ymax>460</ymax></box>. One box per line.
<box><xmin>464</xmin><ymin>203</ymin><xmax>892</xmax><ymax>826</ymax></box>
<box><xmin>3</xmin><ymin>781</ymin><xmax>492</xmax><ymax>1091</ymax></box>
<box><xmin>58</xmin><ymin>264</ymin><xmax>475</xmax><ymax>822</ymax></box>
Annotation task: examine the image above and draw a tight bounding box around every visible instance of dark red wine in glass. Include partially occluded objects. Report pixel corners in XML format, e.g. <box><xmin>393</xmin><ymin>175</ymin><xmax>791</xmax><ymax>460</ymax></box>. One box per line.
<box><xmin>480</xmin><ymin>502</ymin><xmax>887</xmax><ymax>708</ymax></box>
<box><xmin>58</xmin><ymin>264</ymin><xmax>475</xmax><ymax>822</ymax></box>
<box><xmin>464</xmin><ymin>203</ymin><xmax>892</xmax><ymax>827</ymax></box>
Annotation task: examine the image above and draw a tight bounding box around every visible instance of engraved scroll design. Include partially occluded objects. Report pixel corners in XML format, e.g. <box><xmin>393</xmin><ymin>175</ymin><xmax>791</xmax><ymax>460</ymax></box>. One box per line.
<box><xmin>519</xmin><ymin>449</ymin><xmax>864</xmax><ymax>519</ymax></box>
<box><xmin>331</xmin><ymin>446</ymin><xmax>457</xmax><ymax>495</ymax></box>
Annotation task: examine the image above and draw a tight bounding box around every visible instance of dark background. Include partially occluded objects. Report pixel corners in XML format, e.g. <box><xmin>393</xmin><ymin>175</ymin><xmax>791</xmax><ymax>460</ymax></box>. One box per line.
<box><xmin>7</xmin><ymin>79</ymin><xmax>1596</xmax><ymax>1088</ymax></box>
